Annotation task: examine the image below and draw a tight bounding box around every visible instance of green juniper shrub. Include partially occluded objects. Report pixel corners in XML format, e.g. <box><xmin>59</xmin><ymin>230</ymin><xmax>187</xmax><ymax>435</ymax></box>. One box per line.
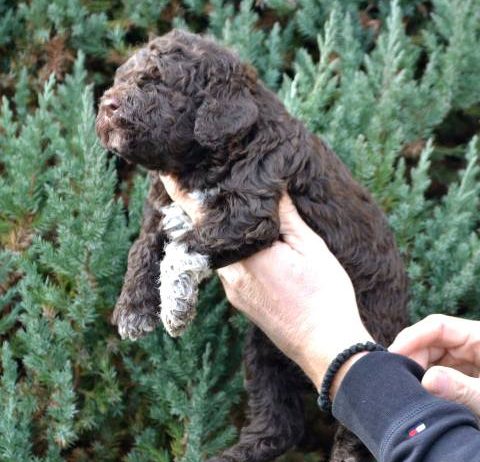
<box><xmin>0</xmin><ymin>0</ymin><xmax>479</xmax><ymax>460</ymax></box>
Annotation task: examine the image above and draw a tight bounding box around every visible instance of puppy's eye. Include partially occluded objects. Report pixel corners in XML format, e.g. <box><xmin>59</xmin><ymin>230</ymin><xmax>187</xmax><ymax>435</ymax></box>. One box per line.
<box><xmin>136</xmin><ymin>75</ymin><xmax>149</xmax><ymax>87</ymax></box>
<box><xmin>171</xmin><ymin>46</ymin><xmax>183</xmax><ymax>55</ymax></box>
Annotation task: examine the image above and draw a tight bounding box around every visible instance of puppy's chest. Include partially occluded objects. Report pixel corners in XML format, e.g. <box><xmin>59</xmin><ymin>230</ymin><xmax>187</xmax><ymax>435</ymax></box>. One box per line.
<box><xmin>157</xmin><ymin>172</ymin><xmax>220</xmax><ymax>237</ymax></box>
<box><xmin>187</xmin><ymin>188</ymin><xmax>220</xmax><ymax>206</ymax></box>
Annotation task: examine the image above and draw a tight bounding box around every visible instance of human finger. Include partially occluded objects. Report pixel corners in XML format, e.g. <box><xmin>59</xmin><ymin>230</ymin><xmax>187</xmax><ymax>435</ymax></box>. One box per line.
<box><xmin>216</xmin><ymin>263</ymin><xmax>248</xmax><ymax>308</ymax></box>
<box><xmin>160</xmin><ymin>174</ymin><xmax>203</xmax><ymax>222</ymax></box>
<box><xmin>278</xmin><ymin>194</ymin><xmax>328</xmax><ymax>255</ymax></box>
<box><xmin>389</xmin><ymin>315</ymin><xmax>480</xmax><ymax>367</ymax></box>
<box><xmin>422</xmin><ymin>366</ymin><xmax>480</xmax><ymax>417</ymax></box>
<box><xmin>216</xmin><ymin>243</ymin><xmax>292</xmax><ymax>312</ymax></box>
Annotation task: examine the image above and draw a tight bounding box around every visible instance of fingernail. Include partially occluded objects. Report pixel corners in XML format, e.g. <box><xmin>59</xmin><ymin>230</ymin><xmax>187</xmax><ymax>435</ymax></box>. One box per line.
<box><xmin>427</xmin><ymin>369</ymin><xmax>449</xmax><ymax>397</ymax></box>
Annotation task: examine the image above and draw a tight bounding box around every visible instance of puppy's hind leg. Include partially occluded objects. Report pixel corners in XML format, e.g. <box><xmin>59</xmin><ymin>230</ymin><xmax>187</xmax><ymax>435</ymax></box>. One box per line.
<box><xmin>208</xmin><ymin>327</ymin><xmax>306</xmax><ymax>462</ymax></box>
<box><xmin>329</xmin><ymin>426</ymin><xmax>373</xmax><ymax>462</ymax></box>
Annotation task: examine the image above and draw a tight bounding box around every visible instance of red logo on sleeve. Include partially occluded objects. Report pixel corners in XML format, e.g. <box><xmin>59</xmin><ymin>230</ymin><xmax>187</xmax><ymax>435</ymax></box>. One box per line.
<box><xmin>408</xmin><ymin>423</ymin><xmax>426</xmax><ymax>438</ymax></box>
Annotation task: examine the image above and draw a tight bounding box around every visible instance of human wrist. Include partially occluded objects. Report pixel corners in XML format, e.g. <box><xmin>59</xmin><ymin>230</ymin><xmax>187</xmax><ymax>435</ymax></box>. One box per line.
<box><xmin>317</xmin><ymin>341</ymin><xmax>385</xmax><ymax>414</ymax></box>
<box><xmin>330</xmin><ymin>352</ymin><xmax>368</xmax><ymax>399</ymax></box>
<box><xmin>299</xmin><ymin>334</ymin><xmax>374</xmax><ymax>390</ymax></box>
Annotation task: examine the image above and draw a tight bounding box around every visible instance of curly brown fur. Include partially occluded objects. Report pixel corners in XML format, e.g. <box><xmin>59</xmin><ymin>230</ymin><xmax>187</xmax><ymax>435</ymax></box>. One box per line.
<box><xmin>96</xmin><ymin>29</ymin><xmax>409</xmax><ymax>462</ymax></box>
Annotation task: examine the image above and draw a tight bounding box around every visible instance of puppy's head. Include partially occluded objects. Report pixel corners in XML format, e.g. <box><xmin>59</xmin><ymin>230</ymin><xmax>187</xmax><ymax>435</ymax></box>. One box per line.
<box><xmin>96</xmin><ymin>29</ymin><xmax>259</xmax><ymax>171</ymax></box>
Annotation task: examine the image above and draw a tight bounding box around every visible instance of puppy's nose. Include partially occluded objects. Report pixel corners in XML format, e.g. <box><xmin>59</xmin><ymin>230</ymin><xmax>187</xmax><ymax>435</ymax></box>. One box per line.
<box><xmin>102</xmin><ymin>97</ymin><xmax>120</xmax><ymax>116</ymax></box>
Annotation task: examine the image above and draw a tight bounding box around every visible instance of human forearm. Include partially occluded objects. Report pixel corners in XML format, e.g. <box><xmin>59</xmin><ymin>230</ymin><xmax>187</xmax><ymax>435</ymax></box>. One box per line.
<box><xmin>333</xmin><ymin>352</ymin><xmax>480</xmax><ymax>462</ymax></box>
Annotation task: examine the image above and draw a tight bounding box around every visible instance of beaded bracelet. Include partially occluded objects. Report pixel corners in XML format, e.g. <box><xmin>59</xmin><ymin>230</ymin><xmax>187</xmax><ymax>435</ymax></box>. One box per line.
<box><xmin>317</xmin><ymin>341</ymin><xmax>386</xmax><ymax>414</ymax></box>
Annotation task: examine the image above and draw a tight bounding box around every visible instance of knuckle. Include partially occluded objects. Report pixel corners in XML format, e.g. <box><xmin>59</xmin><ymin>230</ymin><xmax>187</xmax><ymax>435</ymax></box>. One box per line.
<box><xmin>218</xmin><ymin>265</ymin><xmax>247</xmax><ymax>292</ymax></box>
<box><xmin>454</xmin><ymin>381</ymin><xmax>473</xmax><ymax>405</ymax></box>
<box><xmin>393</xmin><ymin>327</ymin><xmax>408</xmax><ymax>342</ymax></box>
<box><xmin>423</xmin><ymin>314</ymin><xmax>448</xmax><ymax>336</ymax></box>
<box><xmin>424</xmin><ymin>313</ymin><xmax>447</xmax><ymax>326</ymax></box>
<box><xmin>230</xmin><ymin>270</ymin><xmax>249</xmax><ymax>292</ymax></box>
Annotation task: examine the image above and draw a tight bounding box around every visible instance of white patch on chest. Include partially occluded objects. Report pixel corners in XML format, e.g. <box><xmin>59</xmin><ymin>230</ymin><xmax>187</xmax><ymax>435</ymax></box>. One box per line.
<box><xmin>188</xmin><ymin>187</ymin><xmax>220</xmax><ymax>204</ymax></box>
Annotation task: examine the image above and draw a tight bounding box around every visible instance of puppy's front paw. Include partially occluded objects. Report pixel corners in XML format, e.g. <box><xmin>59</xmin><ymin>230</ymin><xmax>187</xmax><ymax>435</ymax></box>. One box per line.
<box><xmin>112</xmin><ymin>298</ymin><xmax>161</xmax><ymax>341</ymax></box>
<box><xmin>160</xmin><ymin>241</ymin><xmax>212</xmax><ymax>337</ymax></box>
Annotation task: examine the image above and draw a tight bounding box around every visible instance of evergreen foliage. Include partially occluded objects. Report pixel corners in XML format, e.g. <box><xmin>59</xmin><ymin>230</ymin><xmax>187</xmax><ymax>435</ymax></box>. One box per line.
<box><xmin>279</xmin><ymin>0</ymin><xmax>480</xmax><ymax>322</ymax></box>
<box><xmin>0</xmin><ymin>0</ymin><xmax>479</xmax><ymax>460</ymax></box>
<box><xmin>0</xmin><ymin>55</ymin><xmax>244</xmax><ymax>460</ymax></box>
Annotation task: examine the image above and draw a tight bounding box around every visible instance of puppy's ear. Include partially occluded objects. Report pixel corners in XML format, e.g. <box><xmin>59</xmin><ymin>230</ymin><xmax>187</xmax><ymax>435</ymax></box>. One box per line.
<box><xmin>194</xmin><ymin>90</ymin><xmax>258</xmax><ymax>149</ymax></box>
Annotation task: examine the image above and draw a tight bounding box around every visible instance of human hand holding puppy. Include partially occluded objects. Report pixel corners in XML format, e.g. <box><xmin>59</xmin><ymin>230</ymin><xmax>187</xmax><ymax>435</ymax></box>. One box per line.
<box><xmin>161</xmin><ymin>175</ymin><xmax>373</xmax><ymax>396</ymax></box>
<box><xmin>162</xmin><ymin>175</ymin><xmax>480</xmax><ymax>412</ymax></box>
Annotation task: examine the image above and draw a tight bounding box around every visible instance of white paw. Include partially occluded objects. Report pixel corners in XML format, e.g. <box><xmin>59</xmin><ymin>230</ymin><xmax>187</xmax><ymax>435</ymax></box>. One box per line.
<box><xmin>160</xmin><ymin>242</ymin><xmax>212</xmax><ymax>337</ymax></box>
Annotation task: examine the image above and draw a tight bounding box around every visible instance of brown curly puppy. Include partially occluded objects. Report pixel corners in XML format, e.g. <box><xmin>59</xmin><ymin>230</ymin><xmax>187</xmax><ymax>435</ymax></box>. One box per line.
<box><xmin>96</xmin><ymin>29</ymin><xmax>409</xmax><ymax>462</ymax></box>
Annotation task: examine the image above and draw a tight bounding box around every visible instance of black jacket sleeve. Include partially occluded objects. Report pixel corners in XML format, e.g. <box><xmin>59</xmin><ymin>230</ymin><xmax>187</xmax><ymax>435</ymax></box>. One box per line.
<box><xmin>332</xmin><ymin>352</ymin><xmax>480</xmax><ymax>462</ymax></box>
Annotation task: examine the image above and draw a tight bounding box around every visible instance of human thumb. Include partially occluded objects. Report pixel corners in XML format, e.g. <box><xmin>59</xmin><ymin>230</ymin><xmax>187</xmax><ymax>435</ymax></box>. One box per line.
<box><xmin>422</xmin><ymin>366</ymin><xmax>480</xmax><ymax>416</ymax></box>
<box><xmin>160</xmin><ymin>174</ymin><xmax>202</xmax><ymax>222</ymax></box>
<box><xmin>278</xmin><ymin>194</ymin><xmax>324</xmax><ymax>253</ymax></box>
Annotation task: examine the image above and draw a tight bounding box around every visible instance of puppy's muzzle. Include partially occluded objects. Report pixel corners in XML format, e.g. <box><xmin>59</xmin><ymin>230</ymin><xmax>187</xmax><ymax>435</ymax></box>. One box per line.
<box><xmin>99</xmin><ymin>95</ymin><xmax>121</xmax><ymax>119</ymax></box>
